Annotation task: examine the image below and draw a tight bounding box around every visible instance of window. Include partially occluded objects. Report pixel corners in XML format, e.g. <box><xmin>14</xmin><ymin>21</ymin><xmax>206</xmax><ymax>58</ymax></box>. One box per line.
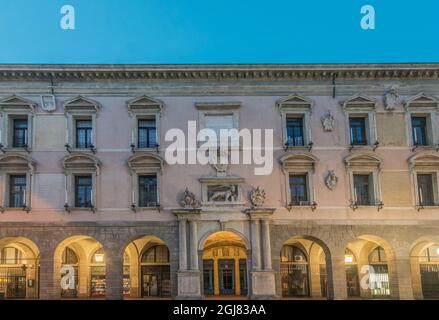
<box><xmin>0</xmin><ymin>95</ymin><xmax>35</xmax><ymax>150</ymax></box>
<box><xmin>277</xmin><ymin>94</ymin><xmax>313</xmax><ymax>149</ymax></box>
<box><xmin>9</xmin><ymin>175</ymin><xmax>26</xmax><ymax>208</ymax></box>
<box><xmin>286</xmin><ymin>117</ymin><xmax>304</xmax><ymax>146</ymax></box>
<box><xmin>142</xmin><ymin>245</ymin><xmax>170</xmax><ymax>263</ymax></box>
<box><xmin>342</xmin><ymin>94</ymin><xmax>377</xmax><ymax>148</ymax></box>
<box><xmin>12</xmin><ymin>118</ymin><xmax>28</xmax><ymax>148</ymax></box>
<box><xmin>405</xmin><ymin>93</ymin><xmax>439</xmax><ymax>147</ymax></box>
<box><xmin>138</xmin><ymin>119</ymin><xmax>156</xmax><ymax>148</ymax></box>
<box><xmin>75</xmin><ymin>175</ymin><xmax>92</xmax><ymax>208</ymax></box>
<box><xmin>205</xmin><ymin>114</ymin><xmax>234</xmax><ymax>142</ymax></box>
<box><xmin>75</xmin><ymin>119</ymin><xmax>92</xmax><ymax>149</ymax></box>
<box><xmin>63</xmin><ymin>96</ymin><xmax>100</xmax><ymax>151</ymax></box>
<box><xmin>411</xmin><ymin>116</ymin><xmax>428</xmax><ymax>146</ymax></box>
<box><xmin>138</xmin><ymin>175</ymin><xmax>157</xmax><ymax>207</ymax></box>
<box><xmin>349</xmin><ymin>117</ymin><xmax>367</xmax><ymax>145</ymax></box>
<box><xmin>289</xmin><ymin>174</ymin><xmax>308</xmax><ymax>205</ymax></box>
<box><xmin>417</xmin><ymin>174</ymin><xmax>435</xmax><ymax>206</ymax></box>
<box><xmin>0</xmin><ymin>247</ymin><xmax>24</xmax><ymax>265</ymax></box>
<box><xmin>353</xmin><ymin>174</ymin><xmax>373</xmax><ymax>205</ymax></box>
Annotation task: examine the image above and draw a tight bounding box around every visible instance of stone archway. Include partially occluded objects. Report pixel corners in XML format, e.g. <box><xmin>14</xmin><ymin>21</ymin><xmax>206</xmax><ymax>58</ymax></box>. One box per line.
<box><xmin>279</xmin><ymin>236</ymin><xmax>330</xmax><ymax>299</ymax></box>
<box><xmin>410</xmin><ymin>235</ymin><xmax>439</xmax><ymax>299</ymax></box>
<box><xmin>200</xmin><ymin>231</ymin><xmax>249</xmax><ymax>298</ymax></box>
<box><xmin>122</xmin><ymin>235</ymin><xmax>171</xmax><ymax>299</ymax></box>
<box><xmin>344</xmin><ymin>235</ymin><xmax>397</xmax><ymax>299</ymax></box>
<box><xmin>54</xmin><ymin>235</ymin><xmax>105</xmax><ymax>299</ymax></box>
<box><xmin>0</xmin><ymin>237</ymin><xmax>40</xmax><ymax>299</ymax></box>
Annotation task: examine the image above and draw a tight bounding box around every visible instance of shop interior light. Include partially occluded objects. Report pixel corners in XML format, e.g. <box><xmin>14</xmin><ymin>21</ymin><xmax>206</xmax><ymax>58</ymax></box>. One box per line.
<box><xmin>95</xmin><ymin>254</ymin><xmax>104</xmax><ymax>263</ymax></box>
<box><xmin>344</xmin><ymin>255</ymin><xmax>353</xmax><ymax>263</ymax></box>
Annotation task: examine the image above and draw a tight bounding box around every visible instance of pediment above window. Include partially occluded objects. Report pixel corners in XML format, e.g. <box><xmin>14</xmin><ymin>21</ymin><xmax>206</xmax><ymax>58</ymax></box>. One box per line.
<box><xmin>277</xmin><ymin>93</ymin><xmax>314</xmax><ymax>111</ymax></box>
<box><xmin>0</xmin><ymin>95</ymin><xmax>36</xmax><ymax>113</ymax></box>
<box><xmin>408</xmin><ymin>152</ymin><xmax>439</xmax><ymax>170</ymax></box>
<box><xmin>127</xmin><ymin>153</ymin><xmax>164</xmax><ymax>173</ymax></box>
<box><xmin>0</xmin><ymin>153</ymin><xmax>36</xmax><ymax>172</ymax></box>
<box><xmin>280</xmin><ymin>152</ymin><xmax>318</xmax><ymax>171</ymax></box>
<box><xmin>63</xmin><ymin>96</ymin><xmax>101</xmax><ymax>114</ymax></box>
<box><xmin>63</xmin><ymin>153</ymin><xmax>100</xmax><ymax>174</ymax></box>
<box><xmin>341</xmin><ymin>94</ymin><xmax>377</xmax><ymax>111</ymax></box>
<box><xmin>404</xmin><ymin>93</ymin><xmax>439</xmax><ymax>109</ymax></box>
<box><xmin>127</xmin><ymin>95</ymin><xmax>164</xmax><ymax>115</ymax></box>
<box><xmin>344</xmin><ymin>152</ymin><xmax>381</xmax><ymax>170</ymax></box>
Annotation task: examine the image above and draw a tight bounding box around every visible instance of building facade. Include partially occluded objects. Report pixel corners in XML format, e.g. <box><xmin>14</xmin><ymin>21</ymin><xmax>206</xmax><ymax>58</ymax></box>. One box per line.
<box><xmin>0</xmin><ymin>64</ymin><xmax>439</xmax><ymax>300</ymax></box>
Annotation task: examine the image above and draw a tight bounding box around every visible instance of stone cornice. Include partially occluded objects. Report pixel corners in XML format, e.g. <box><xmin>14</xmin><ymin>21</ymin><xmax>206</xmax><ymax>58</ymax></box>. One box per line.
<box><xmin>1</xmin><ymin>64</ymin><xmax>439</xmax><ymax>81</ymax></box>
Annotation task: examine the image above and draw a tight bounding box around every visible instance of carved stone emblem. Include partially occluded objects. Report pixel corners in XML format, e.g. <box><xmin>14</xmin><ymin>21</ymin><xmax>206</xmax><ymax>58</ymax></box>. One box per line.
<box><xmin>208</xmin><ymin>185</ymin><xmax>238</xmax><ymax>202</ymax></box>
<box><xmin>249</xmin><ymin>187</ymin><xmax>266</xmax><ymax>207</ymax></box>
<box><xmin>384</xmin><ymin>86</ymin><xmax>400</xmax><ymax>110</ymax></box>
<box><xmin>325</xmin><ymin>170</ymin><xmax>338</xmax><ymax>191</ymax></box>
<box><xmin>321</xmin><ymin>112</ymin><xmax>335</xmax><ymax>132</ymax></box>
<box><xmin>209</xmin><ymin>149</ymin><xmax>229</xmax><ymax>175</ymax></box>
<box><xmin>180</xmin><ymin>188</ymin><xmax>201</xmax><ymax>208</ymax></box>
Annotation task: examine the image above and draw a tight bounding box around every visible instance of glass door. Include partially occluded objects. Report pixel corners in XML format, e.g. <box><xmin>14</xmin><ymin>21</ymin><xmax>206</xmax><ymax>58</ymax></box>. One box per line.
<box><xmin>203</xmin><ymin>260</ymin><xmax>214</xmax><ymax>295</ymax></box>
<box><xmin>219</xmin><ymin>259</ymin><xmax>235</xmax><ymax>295</ymax></box>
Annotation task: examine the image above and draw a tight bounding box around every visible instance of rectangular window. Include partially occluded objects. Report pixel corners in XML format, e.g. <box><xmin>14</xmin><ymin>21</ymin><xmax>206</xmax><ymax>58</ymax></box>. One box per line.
<box><xmin>289</xmin><ymin>174</ymin><xmax>308</xmax><ymax>205</ymax></box>
<box><xmin>417</xmin><ymin>174</ymin><xmax>435</xmax><ymax>206</ymax></box>
<box><xmin>12</xmin><ymin>118</ymin><xmax>28</xmax><ymax>148</ymax></box>
<box><xmin>9</xmin><ymin>175</ymin><xmax>26</xmax><ymax>208</ymax></box>
<box><xmin>411</xmin><ymin>116</ymin><xmax>428</xmax><ymax>146</ymax></box>
<box><xmin>205</xmin><ymin>114</ymin><xmax>234</xmax><ymax>139</ymax></box>
<box><xmin>138</xmin><ymin>119</ymin><xmax>157</xmax><ymax>148</ymax></box>
<box><xmin>139</xmin><ymin>175</ymin><xmax>157</xmax><ymax>207</ymax></box>
<box><xmin>75</xmin><ymin>119</ymin><xmax>92</xmax><ymax>149</ymax></box>
<box><xmin>286</xmin><ymin>117</ymin><xmax>304</xmax><ymax>146</ymax></box>
<box><xmin>349</xmin><ymin>117</ymin><xmax>367</xmax><ymax>145</ymax></box>
<box><xmin>353</xmin><ymin>174</ymin><xmax>373</xmax><ymax>205</ymax></box>
<box><xmin>75</xmin><ymin>175</ymin><xmax>92</xmax><ymax>208</ymax></box>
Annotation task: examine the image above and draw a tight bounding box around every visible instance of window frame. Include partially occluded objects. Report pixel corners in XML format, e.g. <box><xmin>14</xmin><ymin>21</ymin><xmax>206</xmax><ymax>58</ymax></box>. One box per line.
<box><xmin>127</xmin><ymin>153</ymin><xmax>163</xmax><ymax>210</ymax></box>
<box><xmin>280</xmin><ymin>153</ymin><xmax>317</xmax><ymax>209</ymax></box>
<box><xmin>277</xmin><ymin>94</ymin><xmax>313</xmax><ymax>150</ymax></box>
<box><xmin>137</xmin><ymin>174</ymin><xmax>159</xmax><ymax>208</ymax></box>
<box><xmin>63</xmin><ymin>153</ymin><xmax>100</xmax><ymax>211</ymax></box>
<box><xmin>63</xmin><ymin>96</ymin><xmax>100</xmax><ymax>153</ymax></box>
<box><xmin>0</xmin><ymin>154</ymin><xmax>35</xmax><ymax>211</ymax></box>
<box><xmin>75</xmin><ymin>118</ymin><xmax>93</xmax><ymax>149</ymax></box>
<box><xmin>196</xmin><ymin>102</ymin><xmax>241</xmax><ymax>149</ymax></box>
<box><xmin>408</xmin><ymin>152</ymin><xmax>439</xmax><ymax>209</ymax></box>
<box><xmin>342</xmin><ymin>94</ymin><xmax>378</xmax><ymax>149</ymax></box>
<box><xmin>127</xmin><ymin>95</ymin><xmax>163</xmax><ymax>152</ymax></box>
<box><xmin>404</xmin><ymin>93</ymin><xmax>439</xmax><ymax>148</ymax></box>
<box><xmin>74</xmin><ymin>174</ymin><xmax>93</xmax><ymax>208</ymax></box>
<box><xmin>0</xmin><ymin>95</ymin><xmax>36</xmax><ymax>151</ymax></box>
<box><xmin>345</xmin><ymin>153</ymin><xmax>382</xmax><ymax>208</ymax></box>
<box><xmin>8</xmin><ymin>174</ymin><xmax>27</xmax><ymax>208</ymax></box>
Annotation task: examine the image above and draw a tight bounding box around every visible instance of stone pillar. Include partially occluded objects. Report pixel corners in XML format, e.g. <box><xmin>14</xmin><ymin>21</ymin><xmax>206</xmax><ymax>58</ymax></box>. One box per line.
<box><xmin>38</xmin><ymin>250</ymin><xmax>58</xmax><ymax>300</ymax></box>
<box><xmin>105</xmin><ymin>249</ymin><xmax>124</xmax><ymax>300</ymax></box>
<box><xmin>179</xmin><ymin>219</ymin><xmax>188</xmax><ymax>271</ymax></box>
<box><xmin>247</xmin><ymin>208</ymin><xmax>277</xmax><ymax>299</ymax></box>
<box><xmin>251</xmin><ymin>219</ymin><xmax>261</xmax><ymax>271</ymax></box>
<box><xmin>393</xmin><ymin>248</ymin><xmax>414</xmax><ymax>300</ymax></box>
<box><xmin>189</xmin><ymin>220</ymin><xmax>199</xmax><ymax>270</ymax></box>
<box><xmin>261</xmin><ymin>219</ymin><xmax>272</xmax><ymax>270</ymax></box>
<box><xmin>173</xmin><ymin>210</ymin><xmax>202</xmax><ymax>299</ymax></box>
<box><xmin>327</xmin><ymin>249</ymin><xmax>347</xmax><ymax>300</ymax></box>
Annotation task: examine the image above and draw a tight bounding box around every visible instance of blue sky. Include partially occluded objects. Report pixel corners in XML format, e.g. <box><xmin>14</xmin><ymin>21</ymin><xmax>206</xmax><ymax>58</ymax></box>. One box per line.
<box><xmin>0</xmin><ymin>0</ymin><xmax>437</xmax><ymax>64</ymax></box>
